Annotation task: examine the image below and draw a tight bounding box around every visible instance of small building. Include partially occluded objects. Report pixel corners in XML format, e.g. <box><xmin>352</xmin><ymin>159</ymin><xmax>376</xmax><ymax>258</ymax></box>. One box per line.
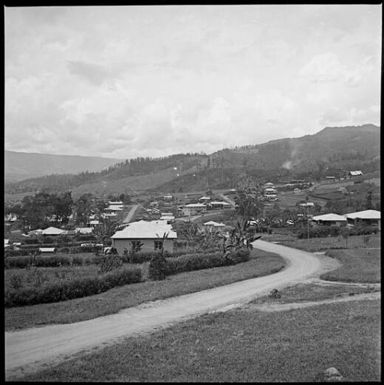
<box><xmin>182</xmin><ymin>203</ymin><xmax>207</xmax><ymax>216</ymax></box>
<box><xmin>348</xmin><ymin>170</ymin><xmax>363</xmax><ymax>177</ymax></box>
<box><xmin>312</xmin><ymin>213</ymin><xmax>347</xmax><ymax>226</ymax></box>
<box><xmin>299</xmin><ymin>202</ymin><xmax>315</xmax><ymax>208</ymax></box>
<box><xmin>344</xmin><ymin>210</ymin><xmax>381</xmax><ymax>230</ymax></box>
<box><xmin>41</xmin><ymin>227</ymin><xmax>66</xmax><ymax>236</ymax></box>
<box><xmin>111</xmin><ymin>220</ymin><xmax>177</xmax><ymax>254</ymax></box>
<box><xmin>39</xmin><ymin>247</ymin><xmax>56</xmax><ymax>253</ymax></box>
<box><xmin>163</xmin><ymin>195</ymin><xmax>173</xmax><ymax>201</ymax></box>
<box><xmin>4</xmin><ymin>239</ymin><xmax>10</xmax><ymax>249</ymax></box>
<box><xmin>208</xmin><ymin>201</ymin><xmax>232</xmax><ymax>210</ymax></box>
<box><xmin>28</xmin><ymin>229</ymin><xmax>44</xmax><ymax>236</ymax></box>
<box><xmin>89</xmin><ymin>220</ymin><xmax>101</xmax><ymax>226</ymax></box>
<box><xmin>264</xmin><ymin>182</ymin><xmax>275</xmax><ymax>188</ymax></box>
<box><xmin>203</xmin><ymin>221</ymin><xmax>226</xmax><ymax>232</ymax></box>
<box><xmin>75</xmin><ymin>227</ymin><xmax>94</xmax><ymax>234</ymax></box>
<box><xmin>160</xmin><ymin>215</ymin><xmax>175</xmax><ymax>224</ymax></box>
<box><xmin>325</xmin><ymin>176</ymin><xmax>336</xmax><ymax>181</ymax></box>
<box><xmin>199</xmin><ymin>196</ymin><xmax>211</xmax><ymax>202</ymax></box>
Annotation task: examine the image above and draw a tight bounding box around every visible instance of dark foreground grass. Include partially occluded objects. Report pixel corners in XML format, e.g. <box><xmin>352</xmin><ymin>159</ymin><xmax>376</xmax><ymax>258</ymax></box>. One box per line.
<box><xmin>5</xmin><ymin>249</ymin><xmax>284</xmax><ymax>331</ymax></box>
<box><xmin>15</xmin><ymin>300</ymin><xmax>380</xmax><ymax>382</ymax></box>
<box><xmin>251</xmin><ymin>282</ymin><xmax>380</xmax><ymax>305</ymax></box>
<box><xmin>321</xmin><ymin>249</ymin><xmax>381</xmax><ymax>283</ymax></box>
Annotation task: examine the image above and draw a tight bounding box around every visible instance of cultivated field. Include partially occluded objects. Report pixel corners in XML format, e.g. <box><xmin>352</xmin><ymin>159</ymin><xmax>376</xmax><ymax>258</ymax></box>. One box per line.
<box><xmin>5</xmin><ymin>248</ymin><xmax>285</xmax><ymax>331</ymax></box>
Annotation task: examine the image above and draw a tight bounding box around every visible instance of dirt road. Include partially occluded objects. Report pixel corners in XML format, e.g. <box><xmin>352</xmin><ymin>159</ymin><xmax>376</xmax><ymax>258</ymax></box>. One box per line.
<box><xmin>122</xmin><ymin>204</ymin><xmax>140</xmax><ymax>223</ymax></box>
<box><xmin>6</xmin><ymin>240</ymin><xmax>327</xmax><ymax>378</ymax></box>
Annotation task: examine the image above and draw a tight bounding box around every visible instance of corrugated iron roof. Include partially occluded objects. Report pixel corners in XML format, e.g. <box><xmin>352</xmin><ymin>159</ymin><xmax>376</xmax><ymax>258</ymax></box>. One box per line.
<box><xmin>344</xmin><ymin>210</ymin><xmax>381</xmax><ymax>220</ymax></box>
<box><xmin>111</xmin><ymin>220</ymin><xmax>177</xmax><ymax>239</ymax></box>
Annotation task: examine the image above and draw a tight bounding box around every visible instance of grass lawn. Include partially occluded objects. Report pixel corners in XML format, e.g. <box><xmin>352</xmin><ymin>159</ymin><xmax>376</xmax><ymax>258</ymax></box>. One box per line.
<box><xmin>251</xmin><ymin>282</ymin><xmax>380</xmax><ymax>305</ymax></box>
<box><xmin>5</xmin><ymin>248</ymin><xmax>285</xmax><ymax>331</ymax></box>
<box><xmin>15</xmin><ymin>300</ymin><xmax>380</xmax><ymax>382</ymax></box>
<box><xmin>277</xmin><ymin>233</ymin><xmax>381</xmax><ymax>252</ymax></box>
<box><xmin>321</xmin><ymin>248</ymin><xmax>381</xmax><ymax>283</ymax></box>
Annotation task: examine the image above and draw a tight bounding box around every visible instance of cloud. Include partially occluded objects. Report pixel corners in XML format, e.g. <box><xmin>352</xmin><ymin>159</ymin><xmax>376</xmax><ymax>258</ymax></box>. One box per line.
<box><xmin>4</xmin><ymin>5</ymin><xmax>382</xmax><ymax>159</ymax></box>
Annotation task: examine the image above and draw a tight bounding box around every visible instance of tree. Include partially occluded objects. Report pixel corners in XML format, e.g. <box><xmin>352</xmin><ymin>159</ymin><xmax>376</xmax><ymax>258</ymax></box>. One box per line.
<box><xmin>52</xmin><ymin>192</ymin><xmax>73</xmax><ymax>224</ymax></box>
<box><xmin>234</xmin><ymin>178</ymin><xmax>264</xmax><ymax>221</ymax></box>
<box><xmin>74</xmin><ymin>193</ymin><xmax>93</xmax><ymax>226</ymax></box>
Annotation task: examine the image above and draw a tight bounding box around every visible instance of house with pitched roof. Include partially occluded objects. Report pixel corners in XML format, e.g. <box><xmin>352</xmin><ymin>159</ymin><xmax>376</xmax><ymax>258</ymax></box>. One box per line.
<box><xmin>111</xmin><ymin>220</ymin><xmax>177</xmax><ymax>254</ymax></box>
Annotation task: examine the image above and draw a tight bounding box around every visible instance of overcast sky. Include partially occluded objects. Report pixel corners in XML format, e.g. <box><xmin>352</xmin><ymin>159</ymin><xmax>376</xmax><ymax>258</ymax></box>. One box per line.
<box><xmin>5</xmin><ymin>5</ymin><xmax>382</xmax><ymax>159</ymax></box>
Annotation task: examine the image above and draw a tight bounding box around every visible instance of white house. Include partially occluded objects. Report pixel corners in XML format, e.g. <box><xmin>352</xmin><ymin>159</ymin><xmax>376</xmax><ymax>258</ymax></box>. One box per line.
<box><xmin>111</xmin><ymin>220</ymin><xmax>177</xmax><ymax>254</ymax></box>
<box><xmin>160</xmin><ymin>215</ymin><xmax>175</xmax><ymax>224</ymax></box>
<box><xmin>182</xmin><ymin>203</ymin><xmax>207</xmax><ymax>216</ymax></box>
<box><xmin>344</xmin><ymin>210</ymin><xmax>381</xmax><ymax>230</ymax></box>
<box><xmin>311</xmin><ymin>213</ymin><xmax>347</xmax><ymax>226</ymax></box>
<box><xmin>203</xmin><ymin>221</ymin><xmax>226</xmax><ymax>232</ymax></box>
<box><xmin>41</xmin><ymin>227</ymin><xmax>66</xmax><ymax>236</ymax></box>
<box><xmin>348</xmin><ymin>170</ymin><xmax>363</xmax><ymax>177</ymax></box>
<box><xmin>208</xmin><ymin>201</ymin><xmax>232</xmax><ymax>210</ymax></box>
<box><xmin>75</xmin><ymin>227</ymin><xmax>94</xmax><ymax>234</ymax></box>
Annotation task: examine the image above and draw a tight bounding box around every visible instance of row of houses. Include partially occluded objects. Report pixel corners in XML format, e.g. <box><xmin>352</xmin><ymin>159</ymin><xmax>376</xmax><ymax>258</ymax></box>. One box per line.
<box><xmin>311</xmin><ymin>209</ymin><xmax>381</xmax><ymax>230</ymax></box>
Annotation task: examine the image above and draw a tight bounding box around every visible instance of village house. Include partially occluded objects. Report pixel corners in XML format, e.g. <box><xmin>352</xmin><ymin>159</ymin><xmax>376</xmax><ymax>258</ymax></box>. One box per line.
<box><xmin>111</xmin><ymin>220</ymin><xmax>177</xmax><ymax>254</ymax></box>
<box><xmin>182</xmin><ymin>203</ymin><xmax>207</xmax><ymax>216</ymax></box>
<box><xmin>348</xmin><ymin>170</ymin><xmax>363</xmax><ymax>178</ymax></box>
<box><xmin>344</xmin><ymin>210</ymin><xmax>381</xmax><ymax>230</ymax></box>
<box><xmin>75</xmin><ymin>227</ymin><xmax>94</xmax><ymax>234</ymax></box>
<box><xmin>203</xmin><ymin>221</ymin><xmax>226</xmax><ymax>232</ymax></box>
<box><xmin>208</xmin><ymin>201</ymin><xmax>232</xmax><ymax>210</ymax></box>
<box><xmin>41</xmin><ymin>227</ymin><xmax>67</xmax><ymax>236</ymax></box>
<box><xmin>311</xmin><ymin>213</ymin><xmax>347</xmax><ymax>227</ymax></box>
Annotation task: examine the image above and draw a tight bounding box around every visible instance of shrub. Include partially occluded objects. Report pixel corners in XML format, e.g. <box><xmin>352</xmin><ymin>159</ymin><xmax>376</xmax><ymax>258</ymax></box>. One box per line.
<box><xmin>4</xmin><ymin>267</ymin><xmax>142</xmax><ymax>307</ymax></box>
<box><xmin>156</xmin><ymin>248</ymin><xmax>250</xmax><ymax>278</ymax></box>
<box><xmin>97</xmin><ymin>254</ymin><xmax>123</xmax><ymax>273</ymax></box>
<box><xmin>148</xmin><ymin>253</ymin><xmax>168</xmax><ymax>280</ymax></box>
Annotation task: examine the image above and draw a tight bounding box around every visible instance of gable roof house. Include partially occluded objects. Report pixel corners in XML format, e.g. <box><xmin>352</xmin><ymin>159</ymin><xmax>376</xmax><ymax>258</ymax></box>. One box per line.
<box><xmin>41</xmin><ymin>227</ymin><xmax>66</xmax><ymax>236</ymax></box>
<box><xmin>111</xmin><ymin>220</ymin><xmax>177</xmax><ymax>254</ymax></box>
<box><xmin>312</xmin><ymin>213</ymin><xmax>347</xmax><ymax>226</ymax></box>
<box><xmin>344</xmin><ymin>210</ymin><xmax>381</xmax><ymax>230</ymax></box>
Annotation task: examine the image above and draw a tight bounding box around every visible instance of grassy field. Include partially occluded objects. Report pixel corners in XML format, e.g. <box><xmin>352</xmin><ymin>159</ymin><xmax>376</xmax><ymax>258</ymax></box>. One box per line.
<box><xmin>274</xmin><ymin>233</ymin><xmax>381</xmax><ymax>252</ymax></box>
<box><xmin>5</xmin><ymin>248</ymin><xmax>285</xmax><ymax>331</ymax></box>
<box><xmin>321</xmin><ymin>249</ymin><xmax>381</xmax><ymax>283</ymax></box>
<box><xmin>15</xmin><ymin>299</ymin><xmax>380</xmax><ymax>382</ymax></box>
<box><xmin>251</xmin><ymin>282</ymin><xmax>379</xmax><ymax>305</ymax></box>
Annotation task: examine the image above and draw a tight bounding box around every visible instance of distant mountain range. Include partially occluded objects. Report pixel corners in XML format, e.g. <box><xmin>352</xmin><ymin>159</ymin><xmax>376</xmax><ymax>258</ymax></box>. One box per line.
<box><xmin>5</xmin><ymin>124</ymin><xmax>380</xmax><ymax>198</ymax></box>
<box><xmin>5</xmin><ymin>151</ymin><xmax>122</xmax><ymax>182</ymax></box>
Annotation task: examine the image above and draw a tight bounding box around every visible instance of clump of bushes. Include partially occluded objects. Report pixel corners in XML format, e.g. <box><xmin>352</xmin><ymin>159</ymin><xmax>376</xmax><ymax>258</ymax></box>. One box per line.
<box><xmin>121</xmin><ymin>250</ymin><xmax>190</xmax><ymax>264</ymax></box>
<box><xmin>4</xmin><ymin>267</ymin><xmax>142</xmax><ymax>307</ymax></box>
<box><xmin>297</xmin><ymin>225</ymin><xmax>341</xmax><ymax>239</ymax></box>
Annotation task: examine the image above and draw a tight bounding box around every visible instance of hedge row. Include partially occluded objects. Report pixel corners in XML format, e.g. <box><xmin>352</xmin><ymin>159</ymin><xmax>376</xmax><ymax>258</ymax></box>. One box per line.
<box><xmin>149</xmin><ymin>248</ymin><xmax>251</xmax><ymax>279</ymax></box>
<box><xmin>120</xmin><ymin>250</ymin><xmax>191</xmax><ymax>264</ymax></box>
<box><xmin>297</xmin><ymin>224</ymin><xmax>379</xmax><ymax>239</ymax></box>
<box><xmin>4</xmin><ymin>267</ymin><xmax>142</xmax><ymax>307</ymax></box>
<box><xmin>5</xmin><ymin>255</ymin><xmax>98</xmax><ymax>269</ymax></box>
<box><xmin>4</xmin><ymin>245</ymin><xmax>102</xmax><ymax>258</ymax></box>
<box><xmin>297</xmin><ymin>225</ymin><xmax>341</xmax><ymax>239</ymax></box>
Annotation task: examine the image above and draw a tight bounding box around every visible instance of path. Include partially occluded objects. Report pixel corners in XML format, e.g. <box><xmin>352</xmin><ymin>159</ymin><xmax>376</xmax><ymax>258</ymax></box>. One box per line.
<box><xmin>122</xmin><ymin>204</ymin><xmax>140</xmax><ymax>224</ymax></box>
<box><xmin>6</xmin><ymin>240</ymin><xmax>327</xmax><ymax>378</ymax></box>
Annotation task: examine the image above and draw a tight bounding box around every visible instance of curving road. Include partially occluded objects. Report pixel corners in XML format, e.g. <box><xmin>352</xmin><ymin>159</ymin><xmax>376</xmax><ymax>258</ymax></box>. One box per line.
<box><xmin>6</xmin><ymin>240</ymin><xmax>323</xmax><ymax>378</ymax></box>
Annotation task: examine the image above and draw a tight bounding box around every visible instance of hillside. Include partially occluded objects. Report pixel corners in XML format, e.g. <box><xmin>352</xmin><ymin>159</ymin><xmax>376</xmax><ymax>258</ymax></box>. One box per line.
<box><xmin>5</xmin><ymin>151</ymin><xmax>122</xmax><ymax>182</ymax></box>
<box><xmin>5</xmin><ymin>124</ymin><xmax>380</xmax><ymax>197</ymax></box>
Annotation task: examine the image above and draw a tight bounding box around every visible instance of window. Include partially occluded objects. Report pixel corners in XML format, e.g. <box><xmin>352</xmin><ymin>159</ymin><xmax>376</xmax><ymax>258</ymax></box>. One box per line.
<box><xmin>154</xmin><ymin>240</ymin><xmax>163</xmax><ymax>251</ymax></box>
<box><xmin>130</xmin><ymin>240</ymin><xmax>142</xmax><ymax>252</ymax></box>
